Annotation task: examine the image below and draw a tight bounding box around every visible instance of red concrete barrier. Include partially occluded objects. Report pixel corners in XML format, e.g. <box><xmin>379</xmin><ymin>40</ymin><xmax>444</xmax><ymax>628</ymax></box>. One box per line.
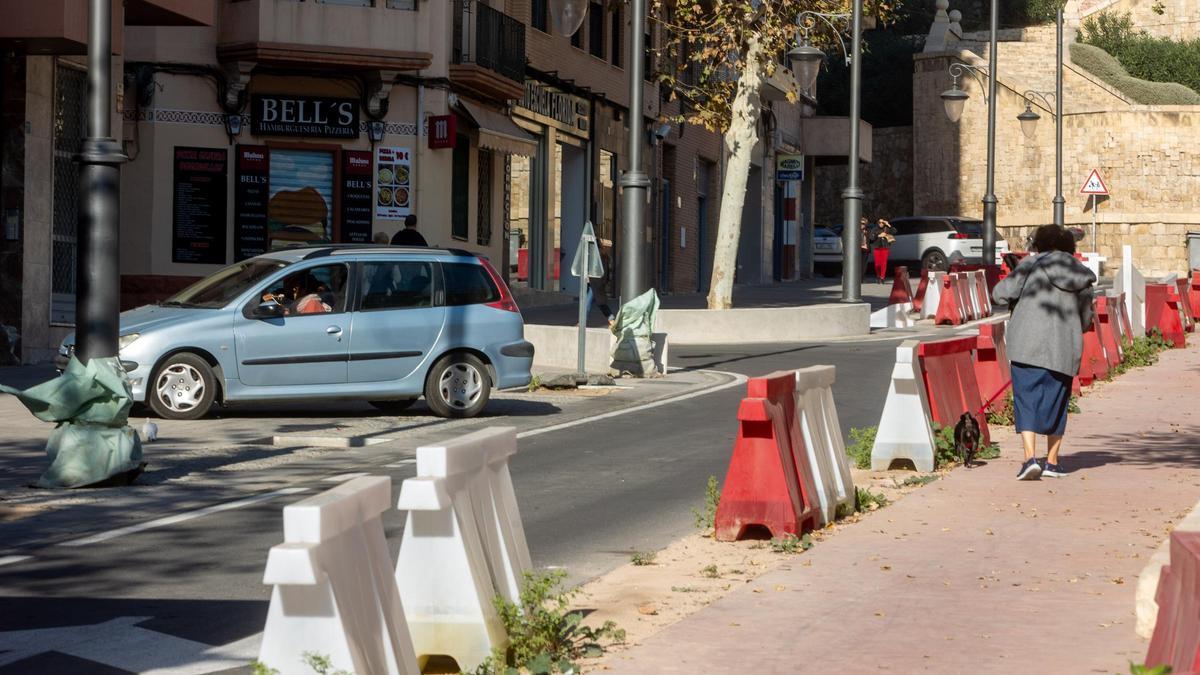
<box><xmin>1146</xmin><ymin>283</ymin><xmax>1187</xmax><ymax>348</ymax></box>
<box><xmin>955</xmin><ymin>274</ymin><xmax>977</xmax><ymax>321</ymax></box>
<box><xmin>714</xmin><ymin>373</ymin><xmax>819</xmax><ymax>541</ymax></box>
<box><xmin>935</xmin><ymin>274</ymin><xmax>965</xmax><ymax>326</ymax></box>
<box><xmin>1146</xmin><ymin>531</ymin><xmax>1200</xmax><ymax>671</ymax></box>
<box><xmin>974</xmin><ymin>321</ymin><xmax>1011</xmax><ymax>411</ymax></box>
<box><xmin>1175</xmin><ymin>279</ymin><xmax>1196</xmax><ymax>332</ymax></box>
<box><xmin>972</xmin><ymin>271</ymin><xmax>992</xmax><ymax>318</ymax></box>
<box><xmin>889</xmin><ymin>266</ymin><xmax>914</xmax><ymax>305</ymax></box>
<box><xmin>917</xmin><ymin>337</ymin><xmax>991</xmax><ymax>445</ymax></box>
<box><xmin>1081</xmin><ymin>305</ymin><xmax>1110</xmax><ymax>382</ymax></box>
<box><xmin>913</xmin><ymin>270</ymin><xmax>930</xmax><ymax>314</ymax></box>
<box><xmin>1095</xmin><ymin>296</ymin><xmax>1122</xmax><ymax>369</ymax></box>
<box><xmin>1189</xmin><ymin>272</ymin><xmax>1200</xmax><ymax>322</ymax></box>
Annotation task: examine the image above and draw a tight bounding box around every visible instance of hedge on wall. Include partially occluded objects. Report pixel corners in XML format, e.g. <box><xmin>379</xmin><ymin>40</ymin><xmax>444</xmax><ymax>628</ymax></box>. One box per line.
<box><xmin>1070</xmin><ymin>42</ymin><xmax>1200</xmax><ymax>105</ymax></box>
<box><xmin>1079</xmin><ymin>12</ymin><xmax>1200</xmax><ymax>95</ymax></box>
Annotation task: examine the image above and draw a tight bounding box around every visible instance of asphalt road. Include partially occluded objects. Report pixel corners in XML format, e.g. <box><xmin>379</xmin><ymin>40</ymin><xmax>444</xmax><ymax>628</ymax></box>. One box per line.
<box><xmin>0</xmin><ymin>335</ymin><xmax>917</xmax><ymax>674</ymax></box>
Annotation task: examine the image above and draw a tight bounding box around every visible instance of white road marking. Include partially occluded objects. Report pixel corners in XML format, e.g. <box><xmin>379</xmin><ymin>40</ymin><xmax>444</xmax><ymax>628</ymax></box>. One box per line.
<box><xmin>0</xmin><ymin>555</ymin><xmax>32</xmax><ymax>568</ymax></box>
<box><xmin>385</xmin><ymin>458</ymin><xmax>417</xmax><ymax>468</ymax></box>
<box><xmin>57</xmin><ymin>487</ymin><xmax>310</xmax><ymax>548</ymax></box>
<box><xmin>322</xmin><ymin>472</ymin><xmax>370</xmax><ymax>482</ymax></box>
<box><xmin>516</xmin><ymin>370</ymin><xmax>749</xmax><ymax>440</ymax></box>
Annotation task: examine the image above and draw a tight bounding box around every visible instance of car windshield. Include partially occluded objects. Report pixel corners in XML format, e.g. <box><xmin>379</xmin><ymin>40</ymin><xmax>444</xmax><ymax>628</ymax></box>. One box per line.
<box><xmin>815</xmin><ymin>228</ymin><xmax>838</xmax><ymax>238</ymax></box>
<box><xmin>161</xmin><ymin>259</ymin><xmax>288</xmax><ymax>309</ymax></box>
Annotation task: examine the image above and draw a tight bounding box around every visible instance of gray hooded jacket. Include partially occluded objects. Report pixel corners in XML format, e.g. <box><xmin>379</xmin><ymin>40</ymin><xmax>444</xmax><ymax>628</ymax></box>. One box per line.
<box><xmin>992</xmin><ymin>251</ymin><xmax>1097</xmax><ymax>376</ymax></box>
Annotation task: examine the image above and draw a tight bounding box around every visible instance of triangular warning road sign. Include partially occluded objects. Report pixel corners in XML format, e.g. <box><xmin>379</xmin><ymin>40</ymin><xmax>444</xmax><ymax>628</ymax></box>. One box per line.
<box><xmin>1080</xmin><ymin>169</ymin><xmax>1109</xmax><ymax>195</ymax></box>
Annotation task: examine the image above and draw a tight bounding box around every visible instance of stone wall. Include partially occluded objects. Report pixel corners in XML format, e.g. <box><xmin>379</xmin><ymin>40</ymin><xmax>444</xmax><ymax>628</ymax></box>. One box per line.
<box><xmin>813</xmin><ymin>125</ymin><xmax>915</xmax><ymax>226</ymax></box>
<box><xmin>1072</xmin><ymin>0</ymin><xmax>1200</xmax><ymax>42</ymax></box>
<box><xmin>913</xmin><ymin>49</ymin><xmax>1200</xmax><ymax>277</ymax></box>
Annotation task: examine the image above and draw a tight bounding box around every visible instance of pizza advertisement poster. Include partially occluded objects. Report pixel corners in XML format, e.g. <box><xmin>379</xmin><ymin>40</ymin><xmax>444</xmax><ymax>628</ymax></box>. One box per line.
<box><xmin>375</xmin><ymin>146</ymin><xmax>413</xmax><ymax>220</ymax></box>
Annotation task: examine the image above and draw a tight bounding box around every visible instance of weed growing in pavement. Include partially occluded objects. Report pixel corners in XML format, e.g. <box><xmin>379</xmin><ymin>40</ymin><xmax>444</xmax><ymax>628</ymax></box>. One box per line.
<box><xmin>526</xmin><ymin>375</ymin><xmax>542</xmax><ymax>392</ymax></box>
<box><xmin>468</xmin><ymin>570</ymin><xmax>625</xmax><ymax>675</ymax></box>
<box><xmin>856</xmin><ymin>487</ymin><xmax>889</xmax><ymax>512</ymax></box>
<box><xmin>302</xmin><ymin>653</ymin><xmax>350</xmax><ymax>675</ymax></box>
<box><xmin>630</xmin><ymin>551</ymin><xmax>656</xmax><ymax>566</ymax></box>
<box><xmin>249</xmin><ymin>661</ymin><xmax>279</xmax><ymax>675</ymax></box>
<box><xmin>700</xmin><ymin>564</ymin><xmax>720</xmax><ymax>579</ymax></box>
<box><xmin>672</xmin><ymin>585</ymin><xmax>702</xmax><ymax>593</ymax></box>
<box><xmin>1068</xmin><ymin>395</ymin><xmax>1082</xmax><ymax>415</ymax></box>
<box><xmin>846</xmin><ymin>426</ymin><xmax>877</xmax><ymax>470</ymax></box>
<box><xmin>770</xmin><ymin>533</ymin><xmax>814</xmax><ymax>554</ymax></box>
<box><xmin>977</xmin><ymin>443</ymin><xmax>1001</xmax><ymax>460</ymax></box>
<box><xmin>692</xmin><ymin>475</ymin><xmax>721</xmax><ymax>532</ymax></box>
<box><xmin>1129</xmin><ymin>663</ymin><xmax>1172</xmax><ymax>675</ymax></box>
<box><xmin>986</xmin><ymin>391</ymin><xmax>1015</xmax><ymax>426</ymax></box>
<box><xmin>931</xmin><ymin>423</ymin><xmax>959</xmax><ymax>468</ymax></box>
<box><xmin>896</xmin><ymin>474</ymin><xmax>939</xmax><ymax>488</ymax></box>
<box><xmin>835</xmin><ymin>501</ymin><xmax>856</xmax><ymax>520</ymax></box>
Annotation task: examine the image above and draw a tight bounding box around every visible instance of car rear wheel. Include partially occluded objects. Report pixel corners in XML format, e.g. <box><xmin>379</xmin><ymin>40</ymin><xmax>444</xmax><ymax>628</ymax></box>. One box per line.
<box><xmin>921</xmin><ymin>249</ymin><xmax>949</xmax><ymax>272</ymax></box>
<box><xmin>424</xmin><ymin>353</ymin><xmax>491</xmax><ymax>419</ymax></box>
<box><xmin>368</xmin><ymin>399</ymin><xmax>418</xmax><ymax>414</ymax></box>
<box><xmin>148</xmin><ymin>353</ymin><xmax>216</xmax><ymax>420</ymax></box>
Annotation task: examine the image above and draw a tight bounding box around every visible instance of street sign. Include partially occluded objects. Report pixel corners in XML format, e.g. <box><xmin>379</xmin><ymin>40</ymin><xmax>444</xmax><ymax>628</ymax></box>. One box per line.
<box><xmin>1080</xmin><ymin>168</ymin><xmax>1109</xmax><ymax>195</ymax></box>
<box><xmin>776</xmin><ymin>153</ymin><xmax>805</xmax><ymax>182</ymax></box>
<box><xmin>570</xmin><ymin>221</ymin><xmax>604</xmax><ymax>279</ymax></box>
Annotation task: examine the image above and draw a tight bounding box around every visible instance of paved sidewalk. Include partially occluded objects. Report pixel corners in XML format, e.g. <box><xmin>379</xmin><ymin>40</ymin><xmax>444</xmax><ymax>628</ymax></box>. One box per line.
<box><xmin>607</xmin><ymin>341</ymin><xmax>1200</xmax><ymax>673</ymax></box>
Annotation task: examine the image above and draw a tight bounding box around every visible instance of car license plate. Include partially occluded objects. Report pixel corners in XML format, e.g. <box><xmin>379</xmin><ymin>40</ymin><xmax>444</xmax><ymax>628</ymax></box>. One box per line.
<box><xmin>816</xmin><ymin>243</ymin><xmax>834</xmax><ymax>250</ymax></box>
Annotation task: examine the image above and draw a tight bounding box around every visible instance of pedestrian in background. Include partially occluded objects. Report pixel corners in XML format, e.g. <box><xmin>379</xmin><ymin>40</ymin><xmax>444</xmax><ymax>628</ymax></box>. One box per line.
<box><xmin>390</xmin><ymin>214</ymin><xmax>428</xmax><ymax>247</ymax></box>
<box><xmin>870</xmin><ymin>218</ymin><xmax>896</xmax><ymax>283</ymax></box>
<box><xmin>992</xmin><ymin>224</ymin><xmax>1096</xmax><ymax>481</ymax></box>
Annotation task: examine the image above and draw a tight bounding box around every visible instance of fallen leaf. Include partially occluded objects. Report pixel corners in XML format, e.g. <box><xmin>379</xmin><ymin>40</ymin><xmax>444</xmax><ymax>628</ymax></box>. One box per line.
<box><xmin>752</xmin><ymin>588</ymin><xmax>762</xmax><ymax>594</ymax></box>
<box><xmin>875</xmin><ymin>611</ymin><xmax>885</xmax><ymax>617</ymax></box>
<box><xmin>637</xmin><ymin>604</ymin><xmax>658</xmax><ymax>616</ymax></box>
<box><xmin>1111</xmin><ymin>577</ymin><xmax>1125</xmax><ymax>585</ymax></box>
<box><xmin>985</xmin><ymin>528</ymin><xmax>994</xmax><ymax>536</ymax></box>
<box><xmin>775</xmin><ymin>585</ymin><xmax>787</xmax><ymax>592</ymax></box>
<box><xmin>881</xmin><ymin>565</ymin><xmax>892</xmax><ymax>571</ymax></box>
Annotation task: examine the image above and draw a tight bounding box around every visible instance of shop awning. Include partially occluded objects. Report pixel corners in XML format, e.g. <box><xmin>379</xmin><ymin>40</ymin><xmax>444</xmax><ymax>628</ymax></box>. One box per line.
<box><xmin>455</xmin><ymin>100</ymin><xmax>538</xmax><ymax>157</ymax></box>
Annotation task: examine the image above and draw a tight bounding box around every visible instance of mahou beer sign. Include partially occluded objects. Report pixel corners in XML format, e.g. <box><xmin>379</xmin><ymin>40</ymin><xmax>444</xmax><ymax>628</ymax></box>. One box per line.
<box><xmin>251</xmin><ymin>95</ymin><xmax>360</xmax><ymax>139</ymax></box>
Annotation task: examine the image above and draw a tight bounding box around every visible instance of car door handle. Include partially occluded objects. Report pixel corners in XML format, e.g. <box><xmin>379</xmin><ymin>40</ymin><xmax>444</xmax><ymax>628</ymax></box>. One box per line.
<box><xmin>326</xmin><ymin>326</ymin><xmax>342</xmax><ymax>335</ymax></box>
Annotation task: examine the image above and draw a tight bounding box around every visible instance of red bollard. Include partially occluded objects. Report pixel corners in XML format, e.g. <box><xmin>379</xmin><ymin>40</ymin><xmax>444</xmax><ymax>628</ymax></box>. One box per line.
<box><xmin>1081</xmin><ymin>305</ymin><xmax>1110</xmax><ymax>382</ymax></box>
<box><xmin>1146</xmin><ymin>283</ymin><xmax>1187</xmax><ymax>348</ymax></box>
<box><xmin>889</xmin><ymin>266</ymin><xmax>914</xmax><ymax>306</ymax></box>
<box><xmin>913</xmin><ymin>270</ymin><xmax>930</xmax><ymax>314</ymax></box>
<box><xmin>917</xmin><ymin>336</ymin><xmax>991</xmax><ymax>444</ymax></box>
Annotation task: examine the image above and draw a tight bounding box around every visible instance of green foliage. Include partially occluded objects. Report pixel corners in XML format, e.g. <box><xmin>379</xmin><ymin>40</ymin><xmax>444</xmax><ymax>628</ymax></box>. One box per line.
<box><xmin>526</xmin><ymin>375</ymin><xmax>542</xmax><ymax>393</ymax></box>
<box><xmin>700</xmin><ymin>564</ymin><xmax>721</xmax><ymax>579</ymax></box>
<box><xmin>1129</xmin><ymin>664</ymin><xmax>1172</xmax><ymax>675</ymax></box>
<box><xmin>692</xmin><ymin>475</ymin><xmax>721</xmax><ymax>531</ymax></box>
<box><xmin>986</xmin><ymin>391</ymin><xmax>1015</xmax><ymax>426</ymax></box>
<box><xmin>856</xmin><ymin>486</ymin><xmax>889</xmax><ymax>512</ymax></box>
<box><xmin>931</xmin><ymin>423</ymin><xmax>959</xmax><ymax>468</ymax></box>
<box><xmin>1076</xmin><ymin>13</ymin><xmax>1200</xmax><ymax>102</ymax></box>
<box><xmin>630</xmin><ymin>551</ymin><xmax>656</xmax><ymax>566</ymax></box>
<box><xmin>302</xmin><ymin>653</ymin><xmax>350</xmax><ymax>675</ymax></box>
<box><xmin>846</xmin><ymin>426</ymin><xmax>878</xmax><ymax>470</ymax></box>
<box><xmin>977</xmin><ymin>443</ymin><xmax>1002</xmax><ymax>460</ymax></box>
<box><xmin>470</xmin><ymin>570</ymin><xmax>625</xmax><ymax>675</ymax></box>
<box><xmin>897</xmin><ymin>474</ymin><xmax>939</xmax><ymax>488</ymax></box>
<box><xmin>250</xmin><ymin>661</ymin><xmax>280</xmax><ymax>675</ymax></box>
<box><xmin>1068</xmin><ymin>395</ymin><xmax>1082</xmax><ymax>415</ymax></box>
<box><xmin>770</xmin><ymin>533</ymin><xmax>814</xmax><ymax>554</ymax></box>
<box><xmin>671</xmin><ymin>585</ymin><xmax>701</xmax><ymax>593</ymax></box>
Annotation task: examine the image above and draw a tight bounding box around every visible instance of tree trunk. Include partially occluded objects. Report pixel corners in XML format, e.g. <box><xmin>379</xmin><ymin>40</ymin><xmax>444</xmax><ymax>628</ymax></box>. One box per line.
<box><xmin>706</xmin><ymin>36</ymin><xmax>764</xmax><ymax>310</ymax></box>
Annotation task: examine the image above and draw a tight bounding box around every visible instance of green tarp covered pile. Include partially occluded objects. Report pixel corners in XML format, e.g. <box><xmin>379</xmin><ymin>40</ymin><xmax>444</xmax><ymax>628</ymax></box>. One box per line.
<box><xmin>0</xmin><ymin>356</ymin><xmax>143</xmax><ymax>488</ymax></box>
<box><xmin>610</xmin><ymin>288</ymin><xmax>661</xmax><ymax>378</ymax></box>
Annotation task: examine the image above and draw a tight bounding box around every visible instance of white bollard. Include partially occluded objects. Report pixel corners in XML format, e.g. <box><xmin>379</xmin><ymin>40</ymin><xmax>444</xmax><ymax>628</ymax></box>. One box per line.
<box><xmin>1119</xmin><ymin>244</ymin><xmax>1147</xmax><ymax>336</ymax></box>
<box><xmin>794</xmin><ymin>366</ymin><xmax>855</xmax><ymax>524</ymax></box>
<box><xmin>259</xmin><ymin>476</ymin><xmax>419</xmax><ymax>675</ymax></box>
<box><xmin>869</xmin><ymin>302</ymin><xmax>914</xmax><ymax>329</ymax></box>
<box><xmin>871</xmin><ymin>341</ymin><xmax>937</xmax><ymax>472</ymax></box>
<box><xmin>920</xmin><ymin>271</ymin><xmax>946</xmax><ymax>320</ymax></box>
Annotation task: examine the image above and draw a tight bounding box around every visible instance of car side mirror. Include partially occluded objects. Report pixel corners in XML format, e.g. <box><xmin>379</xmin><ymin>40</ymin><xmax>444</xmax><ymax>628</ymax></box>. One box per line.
<box><xmin>246</xmin><ymin>300</ymin><xmax>285</xmax><ymax>320</ymax></box>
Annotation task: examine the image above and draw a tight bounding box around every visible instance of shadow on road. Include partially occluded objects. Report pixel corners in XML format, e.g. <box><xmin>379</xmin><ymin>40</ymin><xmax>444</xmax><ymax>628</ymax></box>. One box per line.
<box><xmin>674</xmin><ymin>345</ymin><xmax>819</xmax><ymax>372</ymax></box>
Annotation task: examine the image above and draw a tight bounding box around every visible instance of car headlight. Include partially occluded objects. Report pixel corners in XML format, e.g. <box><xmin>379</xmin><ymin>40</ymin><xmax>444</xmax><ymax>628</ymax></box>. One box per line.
<box><xmin>118</xmin><ymin>333</ymin><xmax>141</xmax><ymax>350</ymax></box>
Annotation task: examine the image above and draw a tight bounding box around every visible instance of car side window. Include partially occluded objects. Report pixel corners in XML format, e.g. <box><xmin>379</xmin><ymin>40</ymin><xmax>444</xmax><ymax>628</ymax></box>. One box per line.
<box><xmin>891</xmin><ymin>220</ymin><xmax>914</xmax><ymax>236</ymax></box>
<box><xmin>360</xmin><ymin>261</ymin><xmax>434</xmax><ymax>310</ymax></box>
<box><xmin>260</xmin><ymin>263</ymin><xmax>349</xmax><ymax>315</ymax></box>
<box><xmin>442</xmin><ymin>262</ymin><xmax>500</xmax><ymax>306</ymax></box>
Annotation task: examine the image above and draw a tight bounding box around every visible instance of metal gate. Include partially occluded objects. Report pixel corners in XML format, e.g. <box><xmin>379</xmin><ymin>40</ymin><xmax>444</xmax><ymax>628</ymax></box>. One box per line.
<box><xmin>51</xmin><ymin>63</ymin><xmax>85</xmax><ymax>325</ymax></box>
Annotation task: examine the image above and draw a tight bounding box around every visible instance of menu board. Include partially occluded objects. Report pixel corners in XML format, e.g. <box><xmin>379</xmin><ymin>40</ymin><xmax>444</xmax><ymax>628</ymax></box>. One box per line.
<box><xmin>172</xmin><ymin>147</ymin><xmax>228</xmax><ymax>264</ymax></box>
<box><xmin>341</xmin><ymin>150</ymin><xmax>374</xmax><ymax>243</ymax></box>
<box><xmin>375</xmin><ymin>146</ymin><xmax>412</xmax><ymax>220</ymax></box>
<box><xmin>234</xmin><ymin>145</ymin><xmax>270</xmax><ymax>261</ymax></box>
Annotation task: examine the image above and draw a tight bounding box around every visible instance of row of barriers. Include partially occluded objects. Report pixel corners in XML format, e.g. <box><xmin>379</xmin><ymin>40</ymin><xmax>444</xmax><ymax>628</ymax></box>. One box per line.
<box><xmin>872</xmin><ymin>266</ymin><xmax>1002</xmax><ymax>329</ymax></box>
<box><xmin>257</xmin><ymin>427</ymin><xmax>530</xmax><ymax>674</ymax></box>
<box><xmin>713</xmin><ymin>366</ymin><xmax>855</xmax><ymax>540</ymax></box>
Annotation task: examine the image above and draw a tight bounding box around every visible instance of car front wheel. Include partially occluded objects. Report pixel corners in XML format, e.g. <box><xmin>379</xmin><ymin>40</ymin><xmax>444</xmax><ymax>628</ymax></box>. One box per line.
<box><xmin>424</xmin><ymin>353</ymin><xmax>491</xmax><ymax>419</ymax></box>
<box><xmin>921</xmin><ymin>249</ymin><xmax>949</xmax><ymax>272</ymax></box>
<box><xmin>148</xmin><ymin>352</ymin><xmax>216</xmax><ymax>420</ymax></box>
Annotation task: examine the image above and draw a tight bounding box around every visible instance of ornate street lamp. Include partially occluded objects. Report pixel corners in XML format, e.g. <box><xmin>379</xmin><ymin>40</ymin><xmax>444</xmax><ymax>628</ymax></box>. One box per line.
<box><xmin>787</xmin><ymin>42</ymin><xmax>825</xmax><ymax>97</ymax></box>
<box><xmin>1018</xmin><ymin>89</ymin><xmax>1064</xmax><ymax>228</ymax></box>
<box><xmin>1016</xmin><ymin>99</ymin><xmax>1044</xmax><ymax>139</ymax></box>
<box><xmin>549</xmin><ymin>0</ymin><xmax>588</xmax><ymax>38</ymax></box>
<box><xmin>938</xmin><ymin>62</ymin><xmax>988</xmax><ymax>123</ymax></box>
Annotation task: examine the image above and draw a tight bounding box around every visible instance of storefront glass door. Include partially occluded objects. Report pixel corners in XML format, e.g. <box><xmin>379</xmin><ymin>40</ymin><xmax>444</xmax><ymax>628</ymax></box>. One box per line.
<box><xmin>267</xmin><ymin>149</ymin><xmax>334</xmax><ymax>251</ymax></box>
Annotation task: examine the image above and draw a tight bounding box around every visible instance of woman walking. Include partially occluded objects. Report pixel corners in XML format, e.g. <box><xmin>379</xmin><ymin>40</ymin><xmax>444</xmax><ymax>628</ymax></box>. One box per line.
<box><xmin>992</xmin><ymin>225</ymin><xmax>1096</xmax><ymax>480</ymax></box>
<box><xmin>870</xmin><ymin>218</ymin><xmax>896</xmax><ymax>283</ymax></box>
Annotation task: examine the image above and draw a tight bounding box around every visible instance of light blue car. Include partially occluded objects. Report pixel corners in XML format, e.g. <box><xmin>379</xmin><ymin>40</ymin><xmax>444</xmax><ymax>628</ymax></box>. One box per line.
<box><xmin>57</xmin><ymin>246</ymin><xmax>534</xmax><ymax>420</ymax></box>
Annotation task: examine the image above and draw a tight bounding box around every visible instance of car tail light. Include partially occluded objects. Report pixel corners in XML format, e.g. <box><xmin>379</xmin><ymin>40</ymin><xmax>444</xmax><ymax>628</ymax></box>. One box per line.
<box><xmin>477</xmin><ymin>256</ymin><xmax>521</xmax><ymax>313</ymax></box>
<box><xmin>950</xmin><ymin>232</ymin><xmax>970</xmax><ymax>239</ymax></box>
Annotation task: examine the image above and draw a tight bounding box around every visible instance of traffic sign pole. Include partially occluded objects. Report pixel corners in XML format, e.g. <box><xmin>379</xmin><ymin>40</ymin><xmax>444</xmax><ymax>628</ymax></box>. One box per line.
<box><xmin>577</xmin><ymin>243</ymin><xmax>588</xmax><ymax>379</ymax></box>
<box><xmin>1079</xmin><ymin>169</ymin><xmax>1109</xmax><ymax>251</ymax></box>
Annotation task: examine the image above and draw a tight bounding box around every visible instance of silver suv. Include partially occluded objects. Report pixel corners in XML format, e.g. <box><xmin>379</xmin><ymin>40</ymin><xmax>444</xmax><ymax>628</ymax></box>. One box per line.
<box><xmin>886</xmin><ymin>216</ymin><xmax>1009</xmax><ymax>271</ymax></box>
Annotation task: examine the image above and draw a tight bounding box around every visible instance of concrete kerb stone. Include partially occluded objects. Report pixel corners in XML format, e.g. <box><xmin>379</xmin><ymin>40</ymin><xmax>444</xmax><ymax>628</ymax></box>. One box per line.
<box><xmin>1137</xmin><ymin>498</ymin><xmax>1200</xmax><ymax>639</ymax></box>
<box><xmin>524</xmin><ymin>324</ymin><xmax>670</xmax><ymax>375</ymax></box>
<box><xmin>794</xmin><ymin>365</ymin><xmax>855</xmax><ymax>524</ymax></box>
<box><xmin>655</xmin><ymin>303</ymin><xmax>869</xmax><ymax>345</ymax></box>
<box><xmin>871</xmin><ymin>340</ymin><xmax>938</xmax><ymax>472</ymax></box>
<box><xmin>259</xmin><ymin>475</ymin><xmax>420</xmax><ymax>675</ymax></box>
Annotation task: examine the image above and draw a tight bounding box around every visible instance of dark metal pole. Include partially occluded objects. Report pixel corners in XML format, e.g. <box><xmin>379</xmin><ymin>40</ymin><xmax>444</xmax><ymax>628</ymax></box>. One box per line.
<box><xmin>75</xmin><ymin>0</ymin><xmax>127</xmax><ymax>363</ymax></box>
<box><xmin>1053</xmin><ymin>8</ymin><xmax>1065</xmax><ymax>228</ymax></box>
<box><xmin>619</xmin><ymin>0</ymin><xmax>650</xmax><ymax>301</ymax></box>
<box><xmin>982</xmin><ymin>0</ymin><xmax>998</xmax><ymax>263</ymax></box>
<box><xmin>840</xmin><ymin>0</ymin><xmax>864</xmax><ymax>303</ymax></box>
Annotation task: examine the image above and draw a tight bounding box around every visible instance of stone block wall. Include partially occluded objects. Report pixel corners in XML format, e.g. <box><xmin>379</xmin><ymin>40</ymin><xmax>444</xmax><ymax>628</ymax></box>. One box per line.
<box><xmin>813</xmin><ymin>125</ymin><xmax>915</xmax><ymax>225</ymax></box>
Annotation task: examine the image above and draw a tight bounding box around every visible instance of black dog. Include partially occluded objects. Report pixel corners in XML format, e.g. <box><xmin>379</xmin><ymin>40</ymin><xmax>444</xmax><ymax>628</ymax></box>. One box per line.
<box><xmin>954</xmin><ymin>412</ymin><xmax>981</xmax><ymax>467</ymax></box>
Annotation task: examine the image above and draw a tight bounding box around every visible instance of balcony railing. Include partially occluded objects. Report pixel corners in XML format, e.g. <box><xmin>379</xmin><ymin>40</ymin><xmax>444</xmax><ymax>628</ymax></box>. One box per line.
<box><xmin>453</xmin><ymin>0</ymin><xmax>526</xmax><ymax>84</ymax></box>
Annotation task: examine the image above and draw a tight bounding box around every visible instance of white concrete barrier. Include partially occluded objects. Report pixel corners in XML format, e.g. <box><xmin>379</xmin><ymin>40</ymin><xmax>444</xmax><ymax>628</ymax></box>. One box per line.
<box><xmin>1118</xmin><ymin>244</ymin><xmax>1147</xmax><ymax>336</ymax></box>
<box><xmin>259</xmin><ymin>476</ymin><xmax>419</xmax><ymax>675</ymax></box>
<box><xmin>871</xmin><ymin>341</ymin><xmax>937</xmax><ymax>472</ymax></box>
<box><xmin>920</xmin><ymin>271</ymin><xmax>946</xmax><ymax>320</ymax></box>
<box><xmin>869</xmin><ymin>302</ymin><xmax>914</xmax><ymax>329</ymax></box>
<box><xmin>656</xmin><ymin>303</ymin><xmax>870</xmax><ymax>345</ymax></box>
<box><xmin>794</xmin><ymin>366</ymin><xmax>855</xmax><ymax>524</ymax></box>
<box><xmin>1137</xmin><ymin>498</ymin><xmax>1200</xmax><ymax>638</ymax></box>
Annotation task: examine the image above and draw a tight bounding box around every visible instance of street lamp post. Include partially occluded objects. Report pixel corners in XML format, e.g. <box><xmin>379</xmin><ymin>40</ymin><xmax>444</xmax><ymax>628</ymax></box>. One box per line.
<box><xmin>788</xmin><ymin>4</ymin><xmax>862</xmax><ymax>303</ymax></box>
<box><xmin>76</xmin><ymin>0</ymin><xmax>127</xmax><ymax>363</ymax></box>
<box><xmin>618</xmin><ymin>0</ymin><xmax>651</xmax><ymax>301</ymax></box>
<box><xmin>1013</xmin><ymin>9</ymin><xmax>1066</xmax><ymax>229</ymax></box>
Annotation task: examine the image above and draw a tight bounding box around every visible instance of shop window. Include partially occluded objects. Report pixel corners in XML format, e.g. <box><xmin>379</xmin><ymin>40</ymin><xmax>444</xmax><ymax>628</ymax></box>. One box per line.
<box><xmin>360</xmin><ymin>261</ymin><xmax>433</xmax><ymax>310</ymax></box>
<box><xmin>589</xmin><ymin>2</ymin><xmax>605</xmax><ymax>59</ymax></box>
<box><xmin>609</xmin><ymin>6</ymin><xmax>623</xmax><ymax>67</ymax></box>
<box><xmin>598</xmin><ymin>148</ymin><xmax>617</xmax><ymax>297</ymax></box>
<box><xmin>508</xmin><ymin>153</ymin><xmax>531</xmax><ymax>286</ymax></box>
<box><xmin>451</xmin><ymin>134</ymin><xmax>470</xmax><ymax>241</ymax></box>
<box><xmin>477</xmin><ymin>149</ymin><xmax>493</xmax><ymax>246</ymax></box>
<box><xmin>51</xmin><ymin>63</ymin><xmax>85</xmax><ymax>325</ymax></box>
<box><xmin>531</xmin><ymin>0</ymin><xmax>548</xmax><ymax>32</ymax></box>
<box><xmin>267</xmin><ymin>149</ymin><xmax>335</xmax><ymax>251</ymax></box>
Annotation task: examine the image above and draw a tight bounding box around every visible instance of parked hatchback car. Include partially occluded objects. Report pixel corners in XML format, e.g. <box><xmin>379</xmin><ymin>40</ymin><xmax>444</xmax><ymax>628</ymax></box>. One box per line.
<box><xmin>812</xmin><ymin>227</ymin><xmax>844</xmax><ymax>275</ymax></box>
<box><xmin>57</xmin><ymin>246</ymin><xmax>534</xmax><ymax>420</ymax></box>
<box><xmin>886</xmin><ymin>216</ymin><xmax>1009</xmax><ymax>270</ymax></box>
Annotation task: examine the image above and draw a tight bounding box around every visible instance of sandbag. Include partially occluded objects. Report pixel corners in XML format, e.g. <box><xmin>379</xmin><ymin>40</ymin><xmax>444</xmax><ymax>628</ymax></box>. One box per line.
<box><xmin>610</xmin><ymin>289</ymin><xmax>660</xmax><ymax>377</ymax></box>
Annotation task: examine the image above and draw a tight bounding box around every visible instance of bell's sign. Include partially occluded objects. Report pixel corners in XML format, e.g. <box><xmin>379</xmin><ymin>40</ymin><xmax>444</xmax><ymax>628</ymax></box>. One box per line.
<box><xmin>251</xmin><ymin>95</ymin><xmax>360</xmax><ymax>139</ymax></box>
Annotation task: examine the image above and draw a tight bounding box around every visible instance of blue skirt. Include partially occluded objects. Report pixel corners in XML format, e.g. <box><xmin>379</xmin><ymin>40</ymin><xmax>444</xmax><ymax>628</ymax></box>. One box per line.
<box><xmin>1011</xmin><ymin>362</ymin><xmax>1073</xmax><ymax>436</ymax></box>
